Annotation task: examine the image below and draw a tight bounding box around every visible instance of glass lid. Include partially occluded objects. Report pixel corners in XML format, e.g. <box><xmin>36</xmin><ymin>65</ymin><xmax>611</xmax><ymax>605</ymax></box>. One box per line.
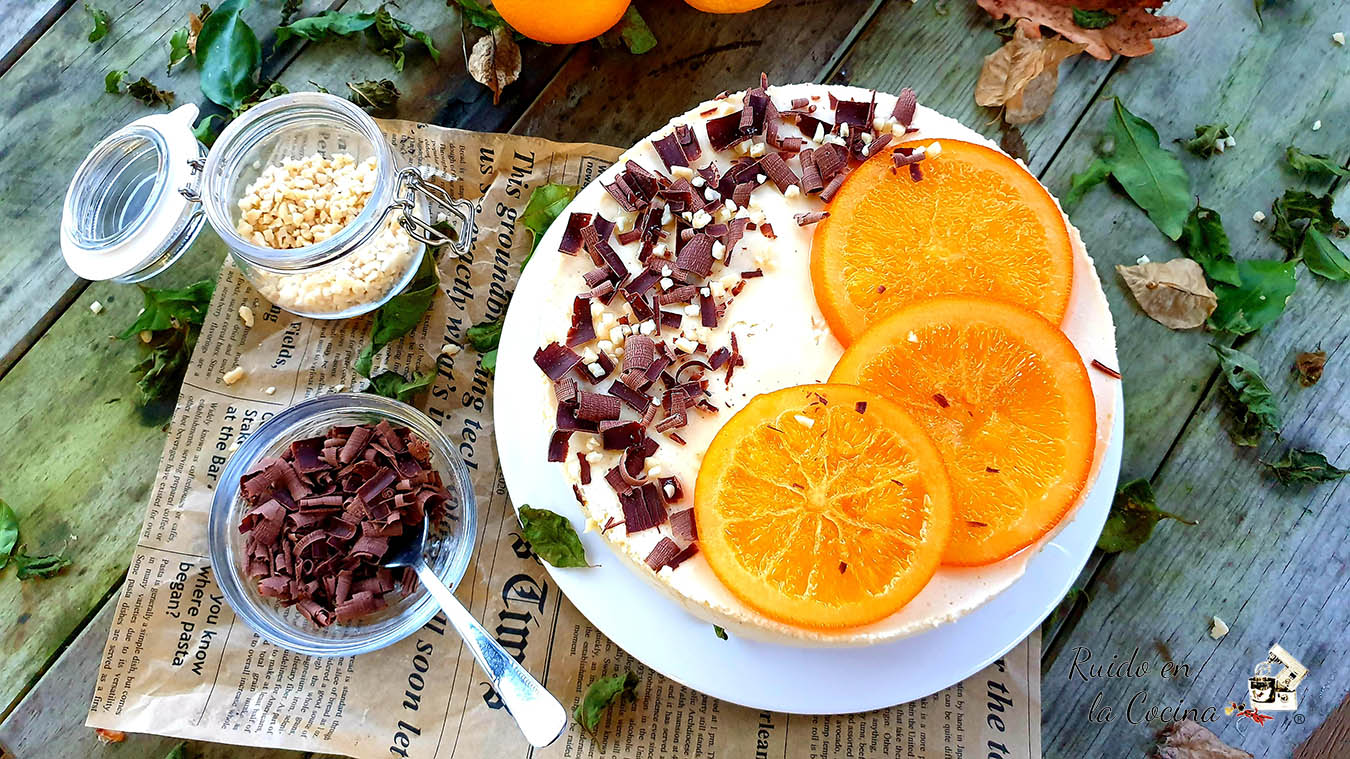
<box><xmin>61</xmin><ymin>103</ymin><xmax>206</xmax><ymax>282</ymax></box>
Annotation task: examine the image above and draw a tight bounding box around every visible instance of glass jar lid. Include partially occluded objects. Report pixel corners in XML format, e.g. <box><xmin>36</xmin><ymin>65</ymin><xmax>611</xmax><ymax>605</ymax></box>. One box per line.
<box><xmin>61</xmin><ymin>103</ymin><xmax>206</xmax><ymax>282</ymax></box>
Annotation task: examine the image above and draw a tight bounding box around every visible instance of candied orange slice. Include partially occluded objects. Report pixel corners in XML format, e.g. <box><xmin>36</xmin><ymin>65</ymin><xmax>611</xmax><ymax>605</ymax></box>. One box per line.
<box><xmin>694</xmin><ymin>384</ymin><xmax>953</xmax><ymax>629</ymax></box>
<box><xmin>830</xmin><ymin>297</ymin><xmax>1095</xmax><ymax>566</ymax></box>
<box><xmin>811</xmin><ymin>138</ymin><xmax>1075</xmax><ymax>345</ymax></box>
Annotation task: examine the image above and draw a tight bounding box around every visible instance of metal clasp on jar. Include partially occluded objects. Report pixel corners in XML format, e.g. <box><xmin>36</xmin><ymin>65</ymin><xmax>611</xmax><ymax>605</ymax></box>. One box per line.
<box><xmin>391</xmin><ymin>167</ymin><xmax>476</xmax><ymax>256</ymax></box>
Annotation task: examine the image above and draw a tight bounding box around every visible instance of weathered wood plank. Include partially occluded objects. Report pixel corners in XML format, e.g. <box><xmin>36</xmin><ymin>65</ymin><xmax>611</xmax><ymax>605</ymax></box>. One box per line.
<box><xmin>1042</xmin><ymin>223</ymin><xmax>1350</xmax><ymax>754</ymax></box>
<box><xmin>510</xmin><ymin>0</ymin><xmax>883</xmax><ymax>145</ymax></box>
<box><xmin>0</xmin><ymin>596</ymin><xmax>341</xmax><ymax>759</ymax></box>
<box><xmin>0</xmin><ymin>0</ymin><xmax>350</xmax><ymax>378</ymax></box>
<box><xmin>0</xmin><ymin>0</ymin><xmax>69</xmax><ymax>76</ymax></box>
<box><xmin>829</xmin><ymin>0</ymin><xmax>1120</xmax><ymax>175</ymax></box>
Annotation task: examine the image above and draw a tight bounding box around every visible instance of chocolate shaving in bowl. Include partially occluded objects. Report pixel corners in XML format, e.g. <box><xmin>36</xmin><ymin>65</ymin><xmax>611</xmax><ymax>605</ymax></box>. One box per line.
<box><xmin>237</xmin><ymin>422</ymin><xmax>452</xmax><ymax>628</ymax></box>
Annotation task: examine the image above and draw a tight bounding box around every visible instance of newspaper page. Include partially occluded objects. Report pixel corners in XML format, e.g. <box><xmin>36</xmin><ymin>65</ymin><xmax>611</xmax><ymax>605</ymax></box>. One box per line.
<box><xmin>84</xmin><ymin>120</ymin><xmax>1042</xmax><ymax>759</ymax></box>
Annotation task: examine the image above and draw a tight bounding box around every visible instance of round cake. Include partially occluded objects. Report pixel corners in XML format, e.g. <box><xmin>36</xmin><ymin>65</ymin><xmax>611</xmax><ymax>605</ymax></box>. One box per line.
<box><xmin>507</xmin><ymin>82</ymin><xmax>1118</xmax><ymax>645</ymax></box>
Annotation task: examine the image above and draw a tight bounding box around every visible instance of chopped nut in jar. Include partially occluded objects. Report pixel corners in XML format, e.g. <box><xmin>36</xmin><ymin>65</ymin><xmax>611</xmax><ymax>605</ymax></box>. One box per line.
<box><xmin>234</xmin><ymin>152</ymin><xmax>418</xmax><ymax>316</ymax></box>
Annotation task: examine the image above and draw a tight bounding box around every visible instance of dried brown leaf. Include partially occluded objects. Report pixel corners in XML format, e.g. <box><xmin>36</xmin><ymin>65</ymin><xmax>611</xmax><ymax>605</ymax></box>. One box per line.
<box><xmin>976</xmin><ymin>26</ymin><xmax>1085</xmax><ymax>116</ymax></box>
<box><xmin>1117</xmin><ymin>258</ymin><xmax>1217</xmax><ymax>329</ymax></box>
<box><xmin>978</xmin><ymin>0</ymin><xmax>1187</xmax><ymax>60</ymax></box>
<box><xmin>187</xmin><ymin>4</ymin><xmax>209</xmax><ymax>56</ymax></box>
<box><xmin>1154</xmin><ymin>720</ymin><xmax>1252</xmax><ymax>759</ymax></box>
<box><xmin>468</xmin><ymin>26</ymin><xmax>521</xmax><ymax>105</ymax></box>
<box><xmin>1293</xmin><ymin>350</ymin><xmax>1326</xmax><ymax>386</ymax></box>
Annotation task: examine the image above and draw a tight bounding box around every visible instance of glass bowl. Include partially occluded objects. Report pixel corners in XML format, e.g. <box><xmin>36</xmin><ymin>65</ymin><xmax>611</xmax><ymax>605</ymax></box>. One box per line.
<box><xmin>208</xmin><ymin>393</ymin><xmax>476</xmax><ymax>657</ymax></box>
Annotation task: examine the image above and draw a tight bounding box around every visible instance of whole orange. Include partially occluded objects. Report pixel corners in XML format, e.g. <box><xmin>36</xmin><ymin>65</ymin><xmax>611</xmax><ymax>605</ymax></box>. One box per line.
<box><xmin>493</xmin><ymin>0</ymin><xmax>632</xmax><ymax>44</ymax></box>
<box><xmin>683</xmin><ymin>0</ymin><xmax>773</xmax><ymax>12</ymax></box>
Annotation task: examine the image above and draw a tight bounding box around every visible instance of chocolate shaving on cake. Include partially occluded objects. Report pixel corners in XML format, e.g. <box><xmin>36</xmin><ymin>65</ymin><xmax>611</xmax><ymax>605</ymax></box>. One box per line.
<box><xmin>892</xmin><ymin>87</ymin><xmax>917</xmax><ymax>128</ymax></box>
<box><xmin>676</xmin><ymin>234</ymin><xmax>715</xmax><ymax>278</ymax></box>
<box><xmin>667</xmin><ymin>544</ymin><xmax>699</xmax><ymax>569</ymax></box>
<box><xmin>799</xmin><ymin>148</ymin><xmax>824</xmax><ymax>194</ymax></box>
<box><xmin>758</xmin><ymin>152</ymin><xmax>800</xmax><ymax>192</ymax></box>
<box><xmin>577</xmin><ymin>452</ymin><xmax>592</xmax><ymax>485</ymax></box>
<box><xmin>1091</xmin><ymin>359</ymin><xmax>1122</xmax><ymax>379</ymax></box>
<box><xmin>534</xmin><ymin>342</ymin><xmax>582</xmax><ymax>380</ymax></box>
<box><xmin>705</xmin><ymin>111</ymin><xmax>746</xmax><ymax>152</ymax></box>
<box><xmin>834</xmin><ymin>97</ymin><xmax>876</xmax><ymax>128</ymax></box>
<box><xmin>670</xmin><ymin>508</ymin><xmax>698</xmax><ymax>541</ymax></box>
<box><xmin>547</xmin><ymin>430</ymin><xmax>572</xmax><ymax>462</ymax></box>
<box><xmin>652</xmin><ymin>133</ymin><xmax>688</xmax><ymax>170</ymax></box>
<box><xmin>855</xmin><ymin>401</ymin><xmax>868</xmax><ymax>414</ymax></box>
<box><xmin>604</xmin><ymin>175</ymin><xmax>643</xmax><ymax>212</ymax></box>
<box><xmin>699</xmin><ymin>292</ymin><xmax>718</xmax><ymax>328</ymax></box>
<box><xmin>560</xmin><ymin>212</ymin><xmax>592</xmax><ymax>255</ymax></box>
<box><xmin>674</xmin><ymin>124</ymin><xmax>702</xmax><ymax>162</ymax></box>
<box><xmin>660</xmin><ymin>475</ymin><xmax>685</xmax><ymax>503</ymax></box>
<box><xmin>820</xmin><ymin>173</ymin><xmax>848</xmax><ymax>202</ymax></box>
<box><xmin>582</xmin><ymin>223</ymin><xmax>630</xmax><ymax>280</ymax></box>
<box><xmin>600</xmin><ymin>420</ymin><xmax>644</xmax><ymax>450</ymax></box>
<box><xmin>553</xmin><ymin>377</ymin><xmax>579</xmax><ymax>406</ymax></box>
<box><xmin>583</xmin><ymin>267</ymin><xmax>613</xmax><ymax>288</ymax></box>
<box><xmin>794</xmin><ymin>211</ymin><xmax>829</xmax><ymax>226</ymax></box>
<box><xmin>238</xmin><ymin>422</ymin><xmax>451</xmax><ymax>628</ymax></box>
<box><xmin>566</xmin><ymin>296</ymin><xmax>596</xmax><ymax>347</ymax></box>
<box><xmin>609</xmin><ymin>381</ymin><xmax>652</xmax><ymax>414</ymax></box>
<box><xmin>759</xmin><ymin>222</ymin><xmax>776</xmax><ymax>239</ymax></box>
<box><xmin>576</xmin><ymin>391</ymin><xmax>622</xmax><ymax>421</ymax></box>
<box><xmin>645</xmin><ymin>538</ymin><xmax>682</xmax><ymax>570</ymax></box>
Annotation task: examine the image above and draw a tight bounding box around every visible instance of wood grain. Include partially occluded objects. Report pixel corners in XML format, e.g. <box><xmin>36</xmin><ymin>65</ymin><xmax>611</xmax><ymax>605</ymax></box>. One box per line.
<box><xmin>0</xmin><ymin>0</ymin><xmax>69</xmax><ymax>76</ymax></box>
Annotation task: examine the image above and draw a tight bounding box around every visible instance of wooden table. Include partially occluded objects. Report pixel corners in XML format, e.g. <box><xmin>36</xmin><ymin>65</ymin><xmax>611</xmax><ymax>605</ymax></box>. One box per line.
<box><xmin>0</xmin><ymin>1</ymin><xmax>1346</xmax><ymax>757</ymax></box>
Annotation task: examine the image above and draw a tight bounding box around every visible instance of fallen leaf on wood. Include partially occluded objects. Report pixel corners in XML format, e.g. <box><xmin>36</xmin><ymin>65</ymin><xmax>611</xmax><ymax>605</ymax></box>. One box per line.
<box><xmin>978</xmin><ymin>0</ymin><xmax>1187</xmax><ymax>60</ymax></box>
<box><xmin>976</xmin><ymin>26</ymin><xmax>1086</xmax><ymax>124</ymax></box>
<box><xmin>187</xmin><ymin>3</ymin><xmax>210</xmax><ymax>56</ymax></box>
<box><xmin>1292</xmin><ymin>350</ymin><xmax>1325</xmax><ymax>386</ymax></box>
<box><xmin>1154</xmin><ymin>720</ymin><xmax>1252</xmax><ymax>759</ymax></box>
<box><xmin>94</xmin><ymin>729</ymin><xmax>126</xmax><ymax>743</ymax></box>
<box><xmin>1117</xmin><ymin>258</ymin><xmax>1216</xmax><ymax>329</ymax></box>
<box><xmin>1265</xmin><ymin>448</ymin><xmax>1348</xmax><ymax>486</ymax></box>
<box><xmin>468</xmin><ymin>25</ymin><xmax>521</xmax><ymax>105</ymax></box>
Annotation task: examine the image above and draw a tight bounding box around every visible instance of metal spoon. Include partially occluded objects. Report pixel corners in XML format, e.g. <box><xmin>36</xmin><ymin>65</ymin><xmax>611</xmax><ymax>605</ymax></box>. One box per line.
<box><xmin>384</xmin><ymin>519</ymin><xmax>568</xmax><ymax>747</ymax></box>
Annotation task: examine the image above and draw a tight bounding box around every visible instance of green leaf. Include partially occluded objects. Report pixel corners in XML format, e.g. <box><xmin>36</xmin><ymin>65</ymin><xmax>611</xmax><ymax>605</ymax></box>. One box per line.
<box><xmin>1265</xmin><ymin>448</ymin><xmax>1349</xmax><ymax>486</ymax></box>
<box><xmin>466</xmin><ymin>319</ymin><xmax>504</xmax><ymax>352</ymax></box>
<box><xmin>197</xmin><ymin>0</ymin><xmax>261</xmax><ymax>110</ymax></box>
<box><xmin>86</xmin><ymin>3</ymin><xmax>112</xmax><ymax>42</ymax></box>
<box><xmin>480</xmin><ymin>348</ymin><xmax>497</xmax><ymax>376</ymax></box>
<box><xmin>347</xmin><ymin>79</ymin><xmax>401</xmax><ymax>115</ymax></box>
<box><xmin>119</xmin><ymin>281</ymin><xmax>215</xmax><ymax>339</ymax></box>
<box><xmin>447</xmin><ymin>0</ymin><xmax>506</xmax><ymax>31</ymax></box>
<box><xmin>1299</xmin><ymin>227</ymin><xmax>1350</xmax><ymax>281</ymax></box>
<box><xmin>277</xmin><ymin>4</ymin><xmax>437</xmax><ymax>73</ymax></box>
<box><xmin>0</xmin><ymin>500</ymin><xmax>19</xmax><ymax>570</ymax></box>
<box><xmin>1064</xmin><ymin>157</ymin><xmax>1111</xmax><ymax>207</ymax></box>
<box><xmin>517</xmin><ymin>505</ymin><xmax>589</xmax><ymax>568</ymax></box>
<box><xmin>1097</xmin><ymin>479</ymin><xmax>1194</xmax><ymax>553</ymax></box>
<box><xmin>1284</xmin><ymin>146</ymin><xmax>1350</xmax><ymax>178</ymax></box>
<box><xmin>276</xmin><ymin>10</ymin><xmax>377</xmax><ymax>44</ymax></box>
<box><xmin>192</xmin><ymin>114</ymin><xmax>226</xmax><ymax>146</ymax></box>
<box><xmin>164</xmin><ymin>743</ymin><xmax>188</xmax><ymax>759</ymax></box>
<box><xmin>168</xmin><ymin>26</ymin><xmax>192</xmax><ymax>74</ymax></box>
<box><xmin>713</xmin><ymin>625</ymin><xmax>728</xmax><ymax>640</ymax></box>
<box><xmin>1180</xmin><ymin>123</ymin><xmax>1231</xmax><ymax>159</ymax></box>
<box><xmin>1071</xmin><ymin>8</ymin><xmax>1116</xmax><ymax>29</ymax></box>
<box><xmin>1208</xmin><ymin>259</ymin><xmax>1297</xmax><ymax>335</ymax></box>
<box><xmin>13</xmin><ymin>552</ymin><xmax>72</xmax><ymax>580</ymax></box>
<box><xmin>1213</xmin><ymin>344</ymin><xmax>1281</xmax><ymax>446</ymax></box>
<box><xmin>1271</xmin><ymin>190</ymin><xmax>1349</xmax><ymax>255</ymax></box>
<box><xmin>614</xmin><ymin>7</ymin><xmax>658</xmax><ymax>54</ymax></box>
<box><xmin>520</xmin><ymin>183</ymin><xmax>579</xmax><ymax>266</ymax></box>
<box><xmin>355</xmin><ymin>249</ymin><xmax>439</xmax><ymax>377</ymax></box>
<box><xmin>124</xmin><ymin>77</ymin><xmax>176</xmax><ymax>108</ymax></box>
<box><xmin>105</xmin><ymin>69</ymin><xmax>128</xmax><ymax>94</ymax></box>
<box><xmin>575</xmin><ymin>671</ymin><xmax>638</xmax><ymax>732</ymax></box>
<box><xmin>1102</xmin><ymin>98</ymin><xmax>1192</xmax><ymax>240</ymax></box>
<box><xmin>365</xmin><ymin>370</ymin><xmax>433</xmax><ymax>403</ymax></box>
<box><xmin>1178</xmin><ymin>204</ymin><xmax>1239</xmax><ymax>286</ymax></box>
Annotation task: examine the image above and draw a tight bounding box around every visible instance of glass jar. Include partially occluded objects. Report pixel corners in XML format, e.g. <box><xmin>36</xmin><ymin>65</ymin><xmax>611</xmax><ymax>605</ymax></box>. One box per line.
<box><xmin>61</xmin><ymin>93</ymin><xmax>474</xmax><ymax>319</ymax></box>
<box><xmin>208</xmin><ymin>393</ymin><xmax>477</xmax><ymax>656</ymax></box>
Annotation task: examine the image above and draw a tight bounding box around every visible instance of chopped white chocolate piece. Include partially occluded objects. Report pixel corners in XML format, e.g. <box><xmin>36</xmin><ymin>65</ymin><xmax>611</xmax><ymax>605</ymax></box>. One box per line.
<box><xmin>222</xmin><ymin>366</ymin><xmax>246</xmax><ymax>385</ymax></box>
<box><xmin>238</xmin><ymin>305</ymin><xmax>255</xmax><ymax>327</ymax></box>
<box><xmin>1209</xmin><ymin>616</ymin><xmax>1229</xmax><ymax>640</ymax></box>
<box><xmin>89</xmin><ymin>301</ymin><xmax>103</xmax><ymax>314</ymax></box>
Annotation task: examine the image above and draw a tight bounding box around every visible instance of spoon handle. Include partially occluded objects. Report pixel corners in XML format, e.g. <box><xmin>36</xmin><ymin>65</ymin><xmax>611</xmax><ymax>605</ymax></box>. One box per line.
<box><xmin>413</xmin><ymin>562</ymin><xmax>569</xmax><ymax>748</ymax></box>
